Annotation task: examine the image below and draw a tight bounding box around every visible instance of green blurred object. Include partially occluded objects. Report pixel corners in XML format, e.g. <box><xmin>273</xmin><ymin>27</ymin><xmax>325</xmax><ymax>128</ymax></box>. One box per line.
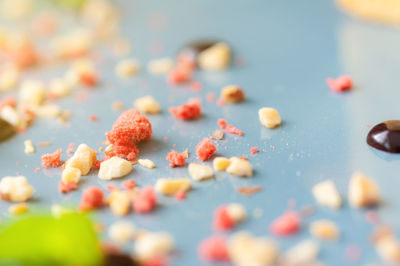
<box><xmin>52</xmin><ymin>0</ymin><xmax>87</xmax><ymax>9</ymax></box>
<box><xmin>0</xmin><ymin>212</ymin><xmax>104</xmax><ymax>266</ymax></box>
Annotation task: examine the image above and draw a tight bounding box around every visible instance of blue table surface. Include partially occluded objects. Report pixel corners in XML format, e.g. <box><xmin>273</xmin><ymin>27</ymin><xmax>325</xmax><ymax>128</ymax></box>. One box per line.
<box><xmin>2</xmin><ymin>0</ymin><xmax>400</xmax><ymax>265</ymax></box>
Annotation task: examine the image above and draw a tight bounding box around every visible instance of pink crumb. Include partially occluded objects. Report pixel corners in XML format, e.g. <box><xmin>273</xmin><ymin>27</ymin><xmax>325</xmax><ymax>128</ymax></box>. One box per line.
<box><xmin>250</xmin><ymin>147</ymin><xmax>259</xmax><ymax>155</ymax></box>
<box><xmin>217</xmin><ymin>119</ymin><xmax>227</xmax><ymax>129</ymax></box>
<box><xmin>41</xmin><ymin>149</ymin><xmax>62</xmax><ymax>168</ymax></box>
<box><xmin>217</xmin><ymin>98</ymin><xmax>225</xmax><ymax>106</ymax></box>
<box><xmin>345</xmin><ymin>244</ymin><xmax>362</xmax><ymax>262</ymax></box>
<box><xmin>166</xmin><ymin>150</ymin><xmax>186</xmax><ymax>167</ymax></box>
<box><xmin>66</xmin><ymin>142</ymin><xmax>76</xmax><ymax>155</ymax></box>
<box><xmin>92</xmin><ymin>159</ymin><xmax>101</xmax><ymax>170</ymax></box>
<box><xmin>79</xmin><ymin>186</ymin><xmax>104</xmax><ymax>211</ymax></box>
<box><xmin>213</xmin><ymin>206</ymin><xmax>234</xmax><ymax>231</ymax></box>
<box><xmin>163</xmin><ymin>137</ymin><xmax>168</xmax><ymax>142</ymax></box>
<box><xmin>58</xmin><ymin>181</ymin><xmax>78</xmax><ymax>194</ymax></box>
<box><xmin>79</xmin><ymin>72</ymin><xmax>98</xmax><ymax>87</ymax></box>
<box><xmin>0</xmin><ymin>96</ymin><xmax>16</xmax><ymax>110</ymax></box>
<box><xmin>327</xmin><ymin>75</ymin><xmax>353</xmax><ymax>93</ymax></box>
<box><xmin>169</xmin><ymin>99</ymin><xmax>201</xmax><ymax>120</ymax></box>
<box><xmin>190</xmin><ymin>81</ymin><xmax>203</xmax><ymax>92</ymax></box>
<box><xmin>122</xmin><ymin>180</ymin><xmax>136</xmax><ymax>190</ymax></box>
<box><xmin>206</xmin><ymin>92</ymin><xmax>215</xmax><ymax>102</ymax></box>
<box><xmin>175</xmin><ymin>190</ymin><xmax>186</xmax><ymax>201</ymax></box>
<box><xmin>34</xmin><ymin>167</ymin><xmax>40</xmax><ymax>173</ymax></box>
<box><xmin>15</xmin><ymin>162</ymin><xmax>19</xmax><ymax>166</ymax></box>
<box><xmin>225</xmin><ymin>124</ymin><xmax>243</xmax><ymax>136</ymax></box>
<box><xmin>141</xmin><ymin>256</ymin><xmax>168</xmax><ymax>266</ymax></box>
<box><xmin>198</xmin><ymin>235</ymin><xmax>230</xmax><ymax>262</ymax></box>
<box><xmin>133</xmin><ymin>186</ymin><xmax>157</xmax><ymax>213</ymax></box>
<box><xmin>167</xmin><ymin>65</ymin><xmax>191</xmax><ymax>85</ymax></box>
<box><xmin>365</xmin><ymin>210</ymin><xmax>379</xmax><ymax>224</ymax></box>
<box><xmin>106</xmin><ymin>184</ymin><xmax>118</xmax><ymax>191</ymax></box>
<box><xmin>89</xmin><ymin>114</ymin><xmax>98</xmax><ymax>122</ymax></box>
<box><xmin>196</xmin><ymin>138</ymin><xmax>216</xmax><ymax>161</ymax></box>
<box><xmin>269</xmin><ymin>211</ymin><xmax>300</xmax><ymax>236</ymax></box>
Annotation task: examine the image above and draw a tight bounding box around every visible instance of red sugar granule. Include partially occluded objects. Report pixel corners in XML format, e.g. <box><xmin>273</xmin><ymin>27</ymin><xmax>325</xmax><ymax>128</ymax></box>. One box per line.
<box><xmin>175</xmin><ymin>190</ymin><xmax>186</xmax><ymax>201</ymax></box>
<box><xmin>196</xmin><ymin>138</ymin><xmax>216</xmax><ymax>161</ymax></box>
<box><xmin>198</xmin><ymin>235</ymin><xmax>230</xmax><ymax>262</ymax></box>
<box><xmin>250</xmin><ymin>147</ymin><xmax>258</xmax><ymax>155</ymax></box>
<box><xmin>225</xmin><ymin>124</ymin><xmax>243</xmax><ymax>136</ymax></box>
<box><xmin>190</xmin><ymin>81</ymin><xmax>202</xmax><ymax>92</ymax></box>
<box><xmin>217</xmin><ymin>119</ymin><xmax>227</xmax><ymax>129</ymax></box>
<box><xmin>169</xmin><ymin>99</ymin><xmax>201</xmax><ymax>120</ymax></box>
<box><xmin>107</xmin><ymin>108</ymin><xmax>152</xmax><ymax>146</ymax></box>
<box><xmin>111</xmin><ymin>143</ymin><xmax>139</xmax><ymax>161</ymax></box>
<box><xmin>79</xmin><ymin>186</ymin><xmax>104</xmax><ymax>211</ymax></box>
<box><xmin>89</xmin><ymin>114</ymin><xmax>98</xmax><ymax>122</ymax></box>
<box><xmin>106</xmin><ymin>184</ymin><xmax>118</xmax><ymax>191</ymax></box>
<box><xmin>92</xmin><ymin>159</ymin><xmax>101</xmax><ymax>170</ymax></box>
<box><xmin>133</xmin><ymin>186</ymin><xmax>157</xmax><ymax>213</ymax></box>
<box><xmin>326</xmin><ymin>75</ymin><xmax>353</xmax><ymax>93</ymax></box>
<box><xmin>166</xmin><ymin>150</ymin><xmax>186</xmax><ymax>167</ymax></box>
<box><xmin>41</xmin><ymin>148</ymin><xmax>62</xmax><ymax>168</ymax></box>
<box><xmin>66</xmin><ymin>142</ymin><xmax>76</xmax><ymax>155</ymax></box>
<box><xmin>141</xmin><ymin>256</ymin><xmax>167</xmax><ymax>266</ymax></box>
<box><xmin>213</xmin><ymin>206</ymin><xmax>234</xmax><ymax>231</ymax></box>
<box><xmin>80</xmin><ymin>72</ymin><xmax>98</xmax><ymax>87</ymax></box>
<box><xmin>34</xmin><ymin>167</ymin><xmax>40</xmax><ymax>173</ymax></box>
<box><xmin>269</xmin><ymin>211</ymin><xmax>300</xmax><ymax>236</ymax></box>
<box><xmin>167</xmin><ymin>66</ymin><xmax>191</xmax><ymax>85</ymax></box>
<box><xmin>58</xmin><ymin>180</ymin><xmax>78</xmax><ymax>194</ymax></box>
<box><xmin>122</xmin><ymin>180</ymin><xmax>136</xmax><ymax>190</ymax></box>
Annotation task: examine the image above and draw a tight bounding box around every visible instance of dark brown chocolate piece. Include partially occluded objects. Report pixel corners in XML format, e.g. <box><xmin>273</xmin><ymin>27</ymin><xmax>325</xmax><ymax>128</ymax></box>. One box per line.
<box><xmin>367</xmin><ymin>120</ymin><xmax>400</xmax><ymax>153</ymax></box>
<box><xmin>0</xmin><ymin>118</ymin><xmax>16</xmax><ymax>142</ymax></box>
<box><xmin>179</xmin><ymin>40</ymin><xmax>219</xmax><ymax>56</ymax></box>
<box><xmin>104</xmin><ymin>253</ymin><xmax>138</xmax><ymax>266</ymax></box>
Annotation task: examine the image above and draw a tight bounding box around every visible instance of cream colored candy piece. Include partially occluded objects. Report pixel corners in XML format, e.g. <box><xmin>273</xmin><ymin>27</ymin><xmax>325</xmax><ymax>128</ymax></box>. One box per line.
<box><xmin>49</xmin><ymin>78</ymin><xmax>72</xmax><ymax>98</ymax></box>
<box><xmin>0</xmin><ymin>66</ymin><xmax>19</xmax><ymax>92</ymax></box>
<box><xmin>226</xmin><ymin>157</ymin><xmax>253</xmax><ymax>177</ymax></box>
<box><xmin>312</xmin><ymin>180</ymin><xmax>342</xmax><ymax>209</ymax></box>
<box><xmin>138</xmin><ymin>159</ymin><xmax>155</xmax><ymax>169</ymax></box>
<box><xmin>19</xmin><ymin>80</ymin><xmax>46</xmax><ymax>106</ymax></box>
<box><xmin>134</xmin><ymin>96</ymin><xmax>161</xmax><ymax>114</ymax></box>
<box><xmin>98</xmin><ymin>156</ymin><xmax>132</xmax><ymax>181</ymax></box>
<box><xmin>35</xmin><ymin>104</ymin><xmax>61</xmax><ymax>118</ymax></box>
<box><xmin>0</xmin><ymin>176</ymin><xmax>34</xmax><ymax>202</ymax></box>
<box><xmin>109</xmin><ymin>221</ymin><xmax>136</xmax><ymax>244</ymax></box>
<box><xmin>376</xmin><ymin>235</ymin><xmax>400</xmax><ymax>264</ymax></box>
<box><xmin>310</xmin><ymin>220</ymin><xmax>340</xmax><ymax>241</ymax></box>
<box><xmin>0</xmin><ymin>106</ymin><xmax>20</xmax><ymax>127</ymax></box>
<box><xmin>1</xmin><ymin>0</ymin><xmax>33</xmax><ymax>20</ymax></box>
<box><xmin>147</xmin><ymin>57</ymin><xmax>174</xmax><ymax>74</ymax></box>
<box><xmin>116</xmin><ymin>59</ymin><xmax>140</xmax><ymax>78</ymax></box>
<box><xmin>188</xmin><ymin>163</ymin><xmax>213</xmax><ymax>181</ymax></box>
<box><xmin>198</xmin><ymin>42</ymin><xmax>231</xmax><ymax>71</ymax></box>
<box><xmin>349</xmin><ymin>172</ymin><xmax>380</xmax><ymax>208</ymax></box>
<box><xmin>221</xmin><ymin>85</ymin><xmax>245</xmax><ymax>103</ymax></box>
<box><xmin>65</xmin><ymin>144</ymin><xmax>97</xmax><ymax>175</ymax></box>
<box><xmin>228</xmin><ymin>231</ymin><xmax>278</xmax><ymax>266</ymax></box>
<box><xmin>226</xmin><ymin>203</ymin><xmax>247</xmax><ymax>224</ymax></box>
<box><xmin>65</xmin><ymin>58</ymin><xmax>95</xmax><ymax>86</ymax></box>
<box><xmin>54</xmin><ymin>29</ymin><xmax>93</xmax><ymax>59</ymax></box>
<box><xmin>108</xmin><ymin>189</ymin><xmax>137</xmax><ymax>216</ymax></box>
<box><xmin>258</xmin><ymin>107</ymin><xmax>281</xmax><ymax>129</ymax></box>
<box><xmin>51</xmin><ymin>204</ymin><xmax>72</xmax><ymax>218</ymax></box>
<box><xmin>61</xmin><ymin>167</ymin><xmax>81</xmax><ymax>184</ymax></box>
<box><xmin>9</xmin><ymin>203</ymin><xmax>28</xmax><ymax>215</ymax></box>
<box><xmin>154</xmin><ymin>178</ymin><xmax>191</xmax><ymax>195</ymax></box>
<box><xmin>213</xmin><ymin>157</ymin><xmax>230</xmax><ymax>171</ymax></box>
<box><xmin>24</xmin><ymin>140</ymin><xmax>35</xmax><ymax>154</ymax></box>
<box><xmin>284</xmin><ymin>239</ymin><xmax>320</xmax><ymax>265</ymax></box>
<box><xmin>133</xmin><ymin>232</ymin><xmax>174</xmax><ymax>261</ymax></box>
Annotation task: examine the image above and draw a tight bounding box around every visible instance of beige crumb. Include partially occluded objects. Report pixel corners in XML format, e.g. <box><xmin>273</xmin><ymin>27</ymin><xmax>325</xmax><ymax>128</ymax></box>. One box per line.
<box><xmin>37</xmin><ymin>141</ymin><xmax>52</xmax><ymax>147</ymax></box>
<box><xmin>228</xmin><ymin>231</ymin><xmax>278</xmax><ymax>266</ymax></box>
<box><xmin>115</xmin><ymin>59</ymin><xmax>140</xmax><ymax>78</ymax></box>
<box><xmin>0</xmin><ymin>65</ymin><xmax>19</xmax><ymax>92</ymax></box>
<box><xmin>61</xmin><ymin>167</ymin><xmax>81</xmax><ymax>184</ymax></box>
<box><xmin>258</xmin><ymin>107</ymin><xmax>281</xmax><ymax>129</ymax></box>
<box><xmin>109</xmin><ymin>221</ymin><xmax>136</xmax><ymax>244</ymax></box>
<box><xmin>213</xmin><ymin>157</ymin><xmax>231</xmax><ymax>171</ymax></box>
<box><xmin>154</xmin><ymin>178</ymin><xmax>191</xmax><ymax>195</ymax></box>
<box><xmin>133</xmin><ymin>232</ymin><xmax>174</xmax><ymax>262</ymax></box>
<box><xmin>212</xmin><ymin>129</ymin><xmax>224</xmax><ymax>140</ymax></box>
<box><xmin>181</xmin><ymin>149</ymin><xmax>189</xmax><ymax>159</ymax></box>
<box><xmin>221</xmin><ymin>85</ymin><xmax>245</xmax><ymax>103</ymax></box>
<box><xmin>0</xmin><ymin>176</ymin><xmax>34</xmax><ymax>202</ymax></box>
<box><xmin>36</xmin><ymin>103</ymin><xmax>61</xmax><ymax>118</ymax></box>
<box><xmin>0</xmin><ymin>105</ymin><xmax>21</xmax><ymax>127</ymax></box>
<box><xmin>349</xmin><ymin>172</ymin><xmax>380</xmax><ymax>208</ymax></box>
<box><xmin>134</xmin><ymin>96</ymin><xmax>161</xmax><ymax>114</ymax></box>
<box><xmin>226</xmin><ymin>203</ymin><xmax>247</xmax><ymax>225</ymax></box>
<box><xmin>147</xmin><ymin>57</ymin><xmax>174</xmax><ymax>74</ymax></box>
<box><xmin>376</xmin><ymin>235</ymin><xmax>400</xmax><ymax>264</ymax></box>
<box><xmin>64</xmin><ymin>144</ymin><xmax>97</xmax><ymax>175</ymax></box>
<box><xmin>19</xmin><ymin>80</ymin><xmax>46</xmax><ymax>106</ymax></box>
<box><xmin>108</xmin><ymin>189</ymin><xmax>137</xmax><ymax>216</ymax></box>
<box><xmin>188</xmin><ymin>163</ymin><xmax>213</xmax><ymax>181</ymax></box>
<box><xmin>226</xmin><ymin>157</ymin><xmax>253</xmax><ymax>177</ymax></box>
<box><xmin>98</xmin><ymin>156</ymin><xmax>132</xmax><ymax>180</ymax></box>
<box><xmin>198</xmin><ymin>42</ymin><xmax>231</xmax><ymax>71</ymax></box>
<box><xmin>310</xmin><ymin>220</ymin><xmax>340</xmax><ymax>241</ymax></box>
<box><xmin>312</xmin><ymin>180</ymin><xmax>342</xmax><ymax>209</ymax></box>
<box><xmin>112</xmin><ymin>101</ymin><xmax>124</xmax><ymax>111</ymax></box>
<box><xmin>283</xmin><ymin>239</ymin><xmax>320</xmax><ymax>265</ymax></box>
<box><xmin>9</xmin><ymin>203</ymin><xmax>28</xmax><ymax>215</ymax></box>
<box><xmin>138</xmin><ymin>159</ymin><xmax>156</xmax><ymax>169</ymax></box>
<box><xmin>24</xmin><ymin>140</ymin><xmax>35</xmax><ymax>154</ymax></box>
<box><xmin>58</xmin><ymin>109</ymin><xmax>72</xmax><ymax>124</ymax></box>
<box><xmin>49</xmin><ymin>78</ymin><xmax>72</xmax><ymax>98</ymax></box>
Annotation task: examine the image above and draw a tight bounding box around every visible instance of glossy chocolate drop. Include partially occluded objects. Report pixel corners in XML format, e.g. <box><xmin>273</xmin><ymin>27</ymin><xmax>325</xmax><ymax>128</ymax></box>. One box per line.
<box><xmin>367</xmin><ymin>120</ymin><xmax>400</xmax><ymax>153</ymax></box>
<box><xmin>0</xmin><ymin>118</ymin><xmax>16</xmax><ymax>143</ymax></box>
<box><xmin>104</xmin><ymin>253</ymin><xmax>138</xmax><ymax>266</ymax></box>
<box><xmin>179</xmin><ymin>40</ymin><xmax>219</xmax><ymax>56</ymax></box>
